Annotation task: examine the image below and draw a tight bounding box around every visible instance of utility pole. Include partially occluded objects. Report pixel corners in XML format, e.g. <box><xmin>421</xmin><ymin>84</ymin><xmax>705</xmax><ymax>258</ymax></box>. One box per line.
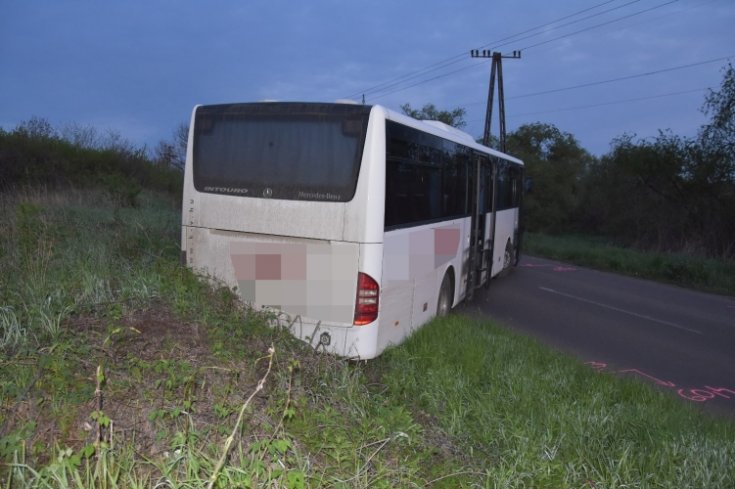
<box><xmin>470</xmin><ymin>49</ymin><xmax>521</xmax><ymax>152</ymax></box>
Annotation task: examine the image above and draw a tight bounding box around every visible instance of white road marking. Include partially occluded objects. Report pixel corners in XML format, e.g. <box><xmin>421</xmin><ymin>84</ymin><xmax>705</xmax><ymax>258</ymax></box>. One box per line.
<box><xmin>539</xmin><ymin>286</ymin><xmax>703</xmax><ymax>335</ymax></box>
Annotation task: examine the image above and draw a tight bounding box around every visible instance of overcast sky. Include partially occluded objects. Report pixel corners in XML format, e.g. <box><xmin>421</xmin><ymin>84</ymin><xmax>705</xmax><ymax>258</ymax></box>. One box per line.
<box><xmin>1</xmin><ymin>0</ymin><xmax>733</xmax><ymax>156</ymax></box>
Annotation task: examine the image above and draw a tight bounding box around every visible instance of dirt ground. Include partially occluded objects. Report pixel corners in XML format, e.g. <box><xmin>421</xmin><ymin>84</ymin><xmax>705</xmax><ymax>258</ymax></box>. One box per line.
<box><xmin>5</xmin><ymin>304</ymin><xmax>277</xmax><ymax>463</ymax></box>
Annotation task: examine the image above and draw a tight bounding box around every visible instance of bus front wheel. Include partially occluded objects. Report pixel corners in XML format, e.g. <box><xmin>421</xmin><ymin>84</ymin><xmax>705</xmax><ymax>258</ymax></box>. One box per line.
<box><xmin>503</xmin><ymin>239</ymin><xmax>515</xmax><ymax>270</ymax></box>
<box><xmin>437</xmin><ymin>273</ymin><xmax>453</xmax><ymax>317</ymax></box>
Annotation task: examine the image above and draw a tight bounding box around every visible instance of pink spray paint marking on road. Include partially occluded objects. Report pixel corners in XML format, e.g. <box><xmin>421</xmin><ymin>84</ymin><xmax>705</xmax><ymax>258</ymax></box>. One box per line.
<box><xmin>677</xmin><ymin>386</ymin><xmax>735</xmax><ymax>402</ymax></box>
<box><xmin>585</xmin><ymin>361</ymin><xmax>735</xmax><ymax>404</ymax></box>
<box><xmin>617</xmin><ymin>369</ymin><xmax>677</xmax><ymax>387</ymax></box>
<box><xmin>585</xmin><ymin>361</ymin><xmax>608</xmax><ymax>372</ymax></box>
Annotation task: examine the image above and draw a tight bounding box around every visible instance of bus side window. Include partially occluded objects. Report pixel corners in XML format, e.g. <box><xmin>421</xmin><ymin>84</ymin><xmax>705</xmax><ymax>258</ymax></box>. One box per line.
<box><xmin>385</xmin><ymin>121</ymin><xmax>478</xmax><ymax>229</ymax></box>
<box><xmin>442</xmin><ymin>145</ymin><xmax>467</xmax><ymax>218</ymax></box>
<box><xmin>478</xmin><ymin>156</ymin><xmax>492</xmax><ymax>214</ymax></box>
<box><xmin>496</xmin><ymin>160</ymin><xmax>511</xmax><ymax>211</ymax></box>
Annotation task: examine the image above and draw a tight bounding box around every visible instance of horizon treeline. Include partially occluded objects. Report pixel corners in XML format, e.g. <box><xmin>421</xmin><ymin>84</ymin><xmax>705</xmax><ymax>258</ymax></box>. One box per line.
<box><xmin>2</xmin><ymin>64</ymin><xmax>733</xmax><ymax>258</ymax></box>
<box><xmin>508</xmin><ymin>63</ymin><xmax>735</xmax><ymax>260</ymax></box>
<box><xmin>0</xmin><ymin>118</ymin><xmax>184</xmax><ymax>206</ymax></box>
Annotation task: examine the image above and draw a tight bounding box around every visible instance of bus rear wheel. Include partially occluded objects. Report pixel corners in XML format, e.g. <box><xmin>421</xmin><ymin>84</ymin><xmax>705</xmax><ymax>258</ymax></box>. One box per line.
<box><xmin>437</xmin><ymin>273</ymin><xmax>453</xmax><ymax>317</ymax></box>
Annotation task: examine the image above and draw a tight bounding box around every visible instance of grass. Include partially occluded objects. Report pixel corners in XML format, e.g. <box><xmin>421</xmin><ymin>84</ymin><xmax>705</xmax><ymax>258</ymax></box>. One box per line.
<box><xmin>523</xmin><ymin>231</ymin><xmax>735</xmax><ymax>296</ymax></box>
<box><xmin>378</xmin><ymin>315</ymin><xmax>735</xmax><ymax>488</ymax></box>
<box><xmin>1</xmin><ymin>188</ymin><xmax>734</xmax><ymax>488</ymax></box>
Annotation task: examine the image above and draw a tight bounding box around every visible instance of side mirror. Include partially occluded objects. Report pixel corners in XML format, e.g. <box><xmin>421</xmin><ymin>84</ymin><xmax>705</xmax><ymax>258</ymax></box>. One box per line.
<box><xmin>523</xmin><ymin>177</ymin><xmax>534</xmax><ymax>193</ymax></box>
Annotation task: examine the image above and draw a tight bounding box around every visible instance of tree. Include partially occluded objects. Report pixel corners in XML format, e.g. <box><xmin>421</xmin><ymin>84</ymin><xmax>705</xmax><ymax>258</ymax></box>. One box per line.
<box><xmin>154</xmin><ymin>122</ymin><xmax>188</xmax><ymax>171</ymax></box>
<box><xmin>173</xmin><ymin>122</ymin><xmax>189</xmax><ymax>170</ymax></box>
<box><xmin>60</xmin><ymin>122</ymin><xmax>101</xmax><ymax>149</ymax></box>
<box><xmin>580</xmin><ymin>132</ymin><xmax>692</xmax><ymax>249</ymax></box>
<box><xmin>15</xmin><ymin>116</ymin><xmax>56</xmax><ymax>140</ymax></box>
<box><xmin>575</xmin><ymin>65</ymin><xmax>735</xmax><ymax>257</ymax></box>
<box><xmin>691</xmin><ymin>63</ymin><xmax>735</xmax><ymax>256</ymax></box>
<box><xmin>699</xmin><ymin>63</ymin><xmax>735</xmax><ymax>182</ymax></box>
<box><xmin>506</xmin><ymin>122</ymin><xmax>594</xmax><ymax>233</ymax></box>
<box><xmin>400</xmin><ymin>103</ymin><xmax>467</xmax><ymax>129</ymax></box>
<box><xmin>154</xmin><ymin>140</ymin><xmax>177</xmax><ymax>169</ymax></box>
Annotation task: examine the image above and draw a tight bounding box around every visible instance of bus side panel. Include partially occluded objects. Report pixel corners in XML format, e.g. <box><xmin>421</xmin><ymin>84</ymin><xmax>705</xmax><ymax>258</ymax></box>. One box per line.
<box><xmin>378</xmin><ymin>219</ymin><xmax>467</xmax><ymax>352</ymax></box>
<box><xmin>379</xmin><ymin>228</ymin><xmax>414</xmax><ymax>349</ymax></box>
<box><xmin>182</xmin><ymin>107</ymin><xmax>200</xmax><ymax>234</ymax></box>
<box><xmin>491</xmin><ymin>208</ymin><xmax>518</xmax><ymax>276</ymax></box>
<box><xmin>343</xmin><ymin>107</ymin><xmax>386</xmax><ymax>244</ymax></box>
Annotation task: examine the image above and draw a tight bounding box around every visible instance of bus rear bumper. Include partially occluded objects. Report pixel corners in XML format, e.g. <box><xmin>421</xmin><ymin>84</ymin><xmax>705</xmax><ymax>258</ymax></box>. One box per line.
<box><xmin>270</xmin><ymin>311</ymin><xmax>380</xmax><ymax>360</ymax></box>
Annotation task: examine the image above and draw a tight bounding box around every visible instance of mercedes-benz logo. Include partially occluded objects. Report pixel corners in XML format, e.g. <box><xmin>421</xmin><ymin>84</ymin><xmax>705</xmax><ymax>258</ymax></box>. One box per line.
<box><xmin>263</xmin><ymin>187</ymin><xmax>273</xmax><ymax>198</ymax></box>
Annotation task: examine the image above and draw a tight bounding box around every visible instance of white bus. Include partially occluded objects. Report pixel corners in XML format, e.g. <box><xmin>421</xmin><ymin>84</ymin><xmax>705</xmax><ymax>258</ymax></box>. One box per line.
<box><xmin>181</xmin><ymin>102</ymin><xmax>523</xmax><ymax>359</ymax></box>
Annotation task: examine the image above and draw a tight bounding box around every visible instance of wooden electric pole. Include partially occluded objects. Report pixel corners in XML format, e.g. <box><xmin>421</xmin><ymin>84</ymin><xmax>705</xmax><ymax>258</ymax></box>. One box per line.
<box><xmin>470</xmin><ymin>49</ymin><xmax>521</xmax><ymax>152</ymax></box>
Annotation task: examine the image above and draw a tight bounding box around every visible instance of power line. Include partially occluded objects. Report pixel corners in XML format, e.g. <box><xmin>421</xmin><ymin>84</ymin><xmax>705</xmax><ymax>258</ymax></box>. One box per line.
<box><xmin>519</xmin><ymin>0</ymin><xmax>679</xmax><ymax>51</ymax></box>
<box><xmin>343</xmin><ymin>56</ymin><xmax>469</xmax><ymax>101</ymax></box>
<box><xmin>507</xmin><ymin>55</ymin><xmax>733</xmax><ymax>100</ymax></box>
<box><xmin>350</xmin><ymin>0</ymin><xmax>688</xmax><ymax>103</ymax></box>
<box><xmin>368</xmin><ymin>62</ymin><xmax>482</xmax><ymax>101</ymax></box>
<box><xmin>485</xmin><ymin>0</ymin><xmax>643</xmax><ymax>53</ymax></box>
<box><xmin>458</xmin><ymin>54</ymin><xmax>732</xmax><ymax>107</ymax></box>
<box><xmin>361</xmin><ymin>0</ymin><xmax>679</xmax><ymax>101</ymax></box>
<box><xmin>601</xmin><ymin>0</ymin><xmax>722</xmax><ymax>33</ymax></box>
<box><xmin>345</xmin><ymin>0</ymin><xmax>642</xmax><ymax>101</ymax></box>
<box><xmin>507</xmin><ymin>87</ymin><xmax>710</xmax><ymax>119</ymax></box>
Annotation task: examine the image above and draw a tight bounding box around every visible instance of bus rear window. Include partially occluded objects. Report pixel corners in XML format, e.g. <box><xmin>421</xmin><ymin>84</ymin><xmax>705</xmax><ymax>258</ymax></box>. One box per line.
<box><xmin>193</xmin><ymin>103</ymin><xmax>371</xmax><ymax>202</ymax></box>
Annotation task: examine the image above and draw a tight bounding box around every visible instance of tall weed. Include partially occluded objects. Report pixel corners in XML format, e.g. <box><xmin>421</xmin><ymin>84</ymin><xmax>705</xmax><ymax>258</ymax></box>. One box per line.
<box><xmin>0</xmin><ymin>306</ymin><xmax>25</xmax><ymax>352</ymax></box>
<box><xmin>0</xmin><ymin>187</ymin><xmax>182</xmax><ymax>381</ymax></box>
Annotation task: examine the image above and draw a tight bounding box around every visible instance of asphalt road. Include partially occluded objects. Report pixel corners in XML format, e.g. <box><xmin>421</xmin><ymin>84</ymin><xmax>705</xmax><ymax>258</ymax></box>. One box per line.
<box><xmin>460</xmin><ymin>255</ymin><xmax>735</xmax><ymax>416</ymax></box>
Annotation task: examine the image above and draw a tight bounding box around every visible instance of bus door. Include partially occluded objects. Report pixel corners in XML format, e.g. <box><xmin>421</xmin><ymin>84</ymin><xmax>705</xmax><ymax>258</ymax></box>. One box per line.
<box><xmin>467</xmin><ymin>154</ymin><xmax>491</xmax><ymax>297</ymax></box>
<box><xmin>479</xmin><ymin>156</ymin><xmax>494</xmax><ymax>287</ymax></box>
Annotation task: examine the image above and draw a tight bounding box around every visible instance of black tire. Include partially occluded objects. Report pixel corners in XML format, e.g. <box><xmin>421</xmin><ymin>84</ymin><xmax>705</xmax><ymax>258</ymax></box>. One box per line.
<box><xmin>437</xmin><ymin>273</ymin><xmax>453</xmax><ymax>317</ymax></box>
<box><xmin>497</xmin><ymin>240</ymin><xmax>516</xmax><ymax>278</ymax></box>
<box><xmin>503</xmin><ymin>239</ymin><xmax>515</xmax><ymax>270</ymax></box>
<box><xmin>483</xmin><ymin>248</ymin><xmax>492</xmax><ymax>289</ymax></box>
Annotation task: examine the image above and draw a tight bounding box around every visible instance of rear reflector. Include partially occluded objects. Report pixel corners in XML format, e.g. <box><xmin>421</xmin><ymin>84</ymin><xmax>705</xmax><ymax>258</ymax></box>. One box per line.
<box><xmin>354</xmin><ymin>272</ymin><xmax>379</xmax><ymax>325</ymax></box>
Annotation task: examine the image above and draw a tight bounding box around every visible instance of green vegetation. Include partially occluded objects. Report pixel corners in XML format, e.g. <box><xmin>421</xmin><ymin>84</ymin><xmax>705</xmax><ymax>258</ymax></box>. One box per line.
<box><xmin>0</xmin><ymin>117</ymin><xmax>183</xmax><ymax>204</ymax></box>
<box><xmin>381</xmin><ymin>316</ymin><xmax>735</xmax><ymax>488</ymax></box>
<box><xmin>508</xmin><ymin>63</ymin><xmax>735</xmax><ymax>263</ymax></box>
<box><xmin>2</xmin><ymin>65</ymin><xmax>734</xmax><ymax>485</ymax></box>
<box><xmin>2</xmin><ymin>190</ymin><xmax>734</xmax><ymax>488</ymax></box>
<box><xmin>524</xmin><ymin>232</ymin><xmax>735</xmax><ymax>296</ymax></box>
<box><xmin>400</xmin><ymin>103</ymin><xmax>467</xmax><ymax>129</ymax></box>
<box><xmin>1</xmin><ymin>132</ymin><xmax>734</xmax><ymax>487</ymax></box>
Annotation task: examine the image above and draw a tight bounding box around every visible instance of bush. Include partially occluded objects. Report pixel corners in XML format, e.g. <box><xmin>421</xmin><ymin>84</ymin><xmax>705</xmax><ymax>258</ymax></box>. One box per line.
<box><xmin>0</xmin><ymin>118</ymin><xmax>182</xmax><ymax>205</ymax></box>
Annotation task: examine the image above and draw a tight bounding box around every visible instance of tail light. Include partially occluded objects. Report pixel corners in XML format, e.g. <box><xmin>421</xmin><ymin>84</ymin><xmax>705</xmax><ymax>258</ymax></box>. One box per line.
<box><xmin>354</xmin><ymin>272</ymin><xmax>379</xmax><ymax>325</ymax></box>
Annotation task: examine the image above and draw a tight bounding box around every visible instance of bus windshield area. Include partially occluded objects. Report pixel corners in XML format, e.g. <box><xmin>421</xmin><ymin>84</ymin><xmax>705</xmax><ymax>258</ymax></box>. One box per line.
<box><xmin>193</xmin><ymin>103</ymin><xmax>371</xmax><ymax>202</ymax></box>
